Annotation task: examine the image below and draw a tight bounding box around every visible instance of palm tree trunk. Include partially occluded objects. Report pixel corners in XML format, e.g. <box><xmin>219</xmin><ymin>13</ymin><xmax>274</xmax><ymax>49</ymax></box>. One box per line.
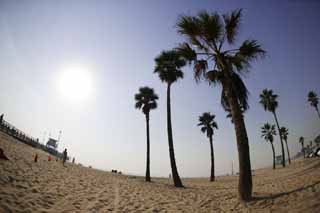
<box><xmin>145</xmin><ymin>113</ymin><xmax>151</xmax><ymax>182</ymax></box>
<box><xmin>166</xmin><ymin>83</ymin><xmax>183</xmax><ymax>187</ymax></box>
<box><xmin>225</xmin><ymin>84</ymin><xmax>252</xmax><ymax>201</ymax></box>
<box><xmin>272</xmin><ymin>111</ymin><xmax>286</xmax><ymax>167</ymax></box>
<box><xmin>302</xmin><ymin>143</ymin><xmax>305</xmax><ymax>158</ymax></box>
<box><xmin>271</xmin><ymin>143</ymin><xmax>276</xmax><ymax>169</ymax></box>
<box><xmin>285</xmin><ymin>139</ymin><xmax>291</xmax><ymax>164</ymax></box>
<box><xmin>209</xmin><ymin>135</ymin><xmax>215</xmax><ymax>182</ymax></box>
<box><xmin>316</xmin><ymin>106</ymin><xmax>320</xmax><ymax>120</ymax></box>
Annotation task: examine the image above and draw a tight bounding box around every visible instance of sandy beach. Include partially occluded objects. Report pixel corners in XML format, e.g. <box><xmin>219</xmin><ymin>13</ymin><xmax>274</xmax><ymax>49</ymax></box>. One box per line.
<box><xmin>1</xmin><ymin>131</ymin><xmax>320</xmax><ymax>212</ymax></box>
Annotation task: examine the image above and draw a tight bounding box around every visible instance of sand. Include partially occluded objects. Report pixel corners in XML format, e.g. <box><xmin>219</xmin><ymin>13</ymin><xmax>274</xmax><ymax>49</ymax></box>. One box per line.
<box><xmin>1</xmin><ymin>131</ymin><xmax>320</xmax><ymax>212</ymax></box>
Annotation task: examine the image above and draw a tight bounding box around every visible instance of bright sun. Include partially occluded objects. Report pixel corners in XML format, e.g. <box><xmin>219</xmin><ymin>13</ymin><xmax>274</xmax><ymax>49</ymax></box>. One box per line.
<box><xmin>58</xmin><ymin>64</ymin><xmax>94</xmax><ymax>102</ymax></box>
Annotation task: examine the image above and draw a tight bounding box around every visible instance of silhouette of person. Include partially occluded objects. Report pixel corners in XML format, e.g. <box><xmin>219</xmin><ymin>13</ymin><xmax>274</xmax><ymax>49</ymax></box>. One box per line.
<box><xmin>0</xmin><ymin>114</ymin><xmax>3</xmax><ymax>126</ymax></box>
<box><xmin>62</xmin><ymin>148</ymin><xmax>67</xmax><ymax>166</ymax></box>
<box><xmin>34</xmin><ymin>153</ymin><xmax>38</xmax><ymax>162</ymax></box>
<box><xmin>72</xmin><ymin>157</ymin><xmax>75</xmax><ymax>163</ymax></box>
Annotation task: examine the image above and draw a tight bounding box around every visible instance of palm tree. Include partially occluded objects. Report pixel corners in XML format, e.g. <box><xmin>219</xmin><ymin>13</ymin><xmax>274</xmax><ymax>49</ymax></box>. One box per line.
<box><xmin>261</xmin><ymin>123</ymin><xmax>277</xmax><ymax>169</ymax></box>
<box><xmin>259</xmin><ymin>89</ymin><xmax>286</xmax><ymax>168</ymax></box>
<box><xmin>226</xmin><ymin>105</ymin><xmax>245</xmax><ymax>123</ymax></box>
<box><xmin>176</xmin><ymin>10</ymin><xmax>265</xmax><ymax>201</ymax></box>
<box><xmin>299</xmin><ymin>136</ymin><xmax>305</xmax><ymax>158</ymax></box>
<box><xmin>280</xmin><ymin>127</ymin><xmax>291</xmax><ymax>164</ymax></box>
<box><xmin>307</xmin><ymin>91</ymin><xmax>320</xmax><ymax>119</ymax></box>
<box><xmin>154</xmin><ymin>50</ymin><xmax>185</xmax><ymax>187</ymax></box>
<box><xmin>198</xmin><ymin>112</ymin><xmax>218</xmax><ymax>181</ymax></box>
<box><xmin>135</xmin><ymin>87</ymin><xmax>158</xmax><ymax>182</ymax></box>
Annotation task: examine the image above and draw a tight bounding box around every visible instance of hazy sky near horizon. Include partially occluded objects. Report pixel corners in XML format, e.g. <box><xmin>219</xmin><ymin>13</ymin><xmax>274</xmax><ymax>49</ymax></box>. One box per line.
<box><xmin>0</xmin><ymin>0</ymin><xmax>319</xmax><ymax>177</ymax></box>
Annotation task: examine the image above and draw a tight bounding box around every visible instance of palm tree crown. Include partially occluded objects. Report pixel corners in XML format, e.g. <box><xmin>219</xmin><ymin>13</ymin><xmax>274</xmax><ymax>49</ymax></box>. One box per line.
<box><xmin>280</xmin><ymin>127</ymin><xmax>288</xmax><ymax>141</ymax></box>
<box><xmin>280</xmin><ymin>126</ymin><xmax>291</xmax><ymax>164</ymax></box>
<box><xmin>261</xmin><ymin>123</ymin><xmax>277</xmax><ymax>169</ymax></box>
<box><xmin>261</xmin><ymin>123</ymin><xmax>276</xmax><ymax>143</ymax></box>
<box><xmin>176</xmin><ymin>10</ymin><xmax>265</xmax><ymax>111</ymax></box>
<box><xmin>154</xmin><ymin>50</ymin><xmax>185</xmax><ymax>84</ymax></box>
<box><xmin>259</xmin><ymin>89</ymin><xmax>278</xmax><ymax>113</ymax></box>
<box><xmin>308</xmin><ymin>91</ymin><xmax>319</xmax><ymax>108</ymax></box>
<box><xmin>198</xmin><ymin>112</ymin><xmax>218</xmax><ymax>138</ymax></box>
<box><xmin>135</xmin><ymin>87</ymin><xmax>158</xmax><ymax>115</ymax></box>
<box><xmin>299</xmin><ymin>136</ymin><xmax>304</xmax><ymax>145</ymax></box>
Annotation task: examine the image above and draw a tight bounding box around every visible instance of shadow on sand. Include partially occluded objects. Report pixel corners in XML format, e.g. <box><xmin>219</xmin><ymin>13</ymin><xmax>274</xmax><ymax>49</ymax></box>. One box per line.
<box><xmin>252</xmin><ymin>180</ymin><xmax>320</xmax><ymax>201</ymax></box>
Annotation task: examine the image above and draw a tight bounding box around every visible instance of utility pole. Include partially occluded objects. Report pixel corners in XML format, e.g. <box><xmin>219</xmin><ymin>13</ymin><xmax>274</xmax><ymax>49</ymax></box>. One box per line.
<box><xmin>231</xmin><ymin>160</ymin><xmax>234</xmax><ymax>176</ymax></box>
<box><xmin>42</xmin><ymin>131</ymin><xmax>46</xmax><ymax>144</ymax></box>
<box><xmin>57</xmin><ymin>130</ymin><xmax>62</xmax><ymax>151</ymax></box>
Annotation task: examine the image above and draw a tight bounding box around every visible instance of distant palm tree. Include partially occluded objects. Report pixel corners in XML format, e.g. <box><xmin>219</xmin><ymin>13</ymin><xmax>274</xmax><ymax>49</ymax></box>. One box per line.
<box><xmin>259</xmin><ymin>89</ymin><xmax>286</xmax><ymax>168</ymax></box>
<box><xmin>299</xmin><ymin>137</ymin><xmax>305</xmax><ymax>158</ymax></box>
<box><xmin>261</xmin><ymin>123</ymin><xmax>277</xmax><ymax>169</ymax></box>
<box><xmin>154</xmin><ymin>50</ymin><xmax>185</xmax><ymax>187</ymax></box>
<box><xmin>135</xmin><ymin>87</ymin><xmax>158</xmax><ymax>182</ymax></box>
<box><xmin>280</xmin><ymin>127</ymin><xmax>291</xmax><ymax>164</ymax></box>
<box><xmin>307</xmin><ymin>91</ymin><xmax>320</xmax><ymax>119</ymax></box>
<box><xmin>176</xmin><ymin>9</ymin><xmax>265</xmax><ymax>201</ymax></box>
<box><xmin>198</xmin><ymin>112</ymin><xmax>218</xmax><ymax>181</ymax></box>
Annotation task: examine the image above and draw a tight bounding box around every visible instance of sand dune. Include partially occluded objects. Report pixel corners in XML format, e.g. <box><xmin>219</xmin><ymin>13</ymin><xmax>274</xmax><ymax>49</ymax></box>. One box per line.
<box><xmin>1</xmin><ymin>131</ymin><xmax>320</xmax><ymax>212</ymax></box>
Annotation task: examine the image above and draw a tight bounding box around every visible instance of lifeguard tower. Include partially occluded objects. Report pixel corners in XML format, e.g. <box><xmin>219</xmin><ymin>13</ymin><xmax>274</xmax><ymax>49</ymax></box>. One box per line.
<box><xmin>46</xmin><ymin>138</ymin><xmax>58</xmax><ymax>150</ymax></box>
<box><xmin>45</xmin><ymin>131</ymin><xmax>62</xmax><ymax>156</ymax></box>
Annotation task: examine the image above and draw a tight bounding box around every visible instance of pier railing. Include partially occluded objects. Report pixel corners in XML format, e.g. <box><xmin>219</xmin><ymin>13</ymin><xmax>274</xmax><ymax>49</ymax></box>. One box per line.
<box><xmin>0</xmin><ymin>118</ymin><xmax>40</xmax><ymax>147</ymax></box>
<box><xmin>0</xmin><ymin>116</ymin><xmax>62</xmax><ymax>157</ymax></box>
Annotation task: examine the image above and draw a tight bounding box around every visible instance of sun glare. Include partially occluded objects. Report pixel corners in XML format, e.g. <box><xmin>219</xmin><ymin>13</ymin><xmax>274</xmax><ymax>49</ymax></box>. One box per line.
<box><xmin>58</xmin><ymin>64</ymin><xmax>94</xmax><ymax>102</ymax></box>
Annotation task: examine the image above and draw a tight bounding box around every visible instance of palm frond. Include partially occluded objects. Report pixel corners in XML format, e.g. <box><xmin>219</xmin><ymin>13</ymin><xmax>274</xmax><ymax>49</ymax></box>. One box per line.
<box><xmin>261</xmin><ymin>123</ymin><xmax>276</xmax><ymax>143</ymax></box>
<box><xmin>237</xmin><ymin>40</ymin><xmax>266</xmax><ymax>61</ymax></box>
<box><xmin>206</xmin><ymin>70</ymin><xmax>223</xmax><ymax>85</ymax></box>
<box><xmin>194</xmin><ymin>60</ymin><xmax>208</xmax><ymax>82</ymax></box>
<box><xmin>175</xmin><ymin>43</ymin><xmax>197</xmax><ymax>63</ymax></box>
<box><xmin>134</xmin><ymin>86</ymin><xmax>158</xmax><ymax>114</ymax></box>
<box><xmin>198</xmin><ymin>112</ymin><xmax>218</xmax><ymax>138</ymax></box>
<box><xmin>200</xmin><ymin>126</ymin><xmax>207</xmax><ymax>133</ymax></box>
<box><xmin>223</xmin><ymin>9</ymin><xmax>242</xmax><ymax>44</ymax></box>
<box><xmin>198</xmin><ymin>11</ymin><xmax>223</xmax><ymax>45</ymax></box>
<box><xmin>280</xmin><ymin>126</ymin><xmax>289</xmax><ymax>141</ymax></box>
<box><xmin>154</xmin><ymin>50</ymin><xmax>186</xmax><ymax>84</ymax></box>
<box><xmin>259</xmin><ymin>89</ymin><xmax>278</xmax><ymax>112</ymax></box>
<box><xmin>307</xmin><ymin>91</ymin><xmax>319</xmax><ymax>107</ymax></box>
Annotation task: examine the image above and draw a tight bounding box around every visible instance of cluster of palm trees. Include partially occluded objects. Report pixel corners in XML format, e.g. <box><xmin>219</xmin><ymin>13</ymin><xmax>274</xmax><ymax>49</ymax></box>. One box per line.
<box><xmin>259</xmin><ymin>89</ymin><xmax>290</xmax><ymax>168</ymax></box>
<box><xmin>259</xmin><ymin>90</ymin><xmax>319</xmax><ymax>169</ymax></box>
<box><xmin>134</xmin><ymin>9</ymin><xmax>319</xmax><ymax>202</ymax></box>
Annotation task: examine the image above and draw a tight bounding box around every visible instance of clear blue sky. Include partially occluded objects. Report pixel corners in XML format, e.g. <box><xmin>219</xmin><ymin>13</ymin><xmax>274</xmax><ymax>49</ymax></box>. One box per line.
<box><xmin>0</xmin><ymin>0</ymin><xmax>319</xmax><ymax>177</ymax></box>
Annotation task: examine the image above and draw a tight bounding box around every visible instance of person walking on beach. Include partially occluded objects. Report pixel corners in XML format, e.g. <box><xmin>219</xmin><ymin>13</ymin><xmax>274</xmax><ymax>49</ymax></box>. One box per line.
<box><xmin>34</xmin><ymin>153</ymin><xmax>38</xmax><ymax>162</ymax></box>
<box><xmin>62</xmin><ymin>148</ymin><xmax>67</xmax><ymax>166</ymax></box>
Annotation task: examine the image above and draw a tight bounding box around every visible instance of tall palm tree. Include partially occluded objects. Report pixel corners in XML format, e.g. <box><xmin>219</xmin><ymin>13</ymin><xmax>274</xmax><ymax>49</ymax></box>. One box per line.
<box><xmin>135</xmin><ymin>87</ymin><xmax>158</xmax><ymax>182</ymax></box>
<box><xmin>154</xmin><ymin>50</ymin><xmax>185</xmax><ymax>187</ymax></box>
<box><xmin>299</xmin><ymin>136</ymin><xmax>305</xmax><ymax>158</ymax></box>
<box><xmin>176</xmin><ymin>10</ymin><xmax>265</xmax><ymax>201</ymax></box>
<box><xmin>226</xmin><ymin>105</ymin><xmax>245</xmax><ymax>123</ymax></box>
<box><xmin>259</xmin><ymin>89</ymin><xmax>286</xmax><ymax>168</ymax></box>
<box><xmin>198</xmin><ymin>112</ymin><xmax>218</xmax><ymax>181</ymax></box>
<box><xmin>280</xmin><ymin>127</ymin><xmax>291</xmax><ymax>164</ymax></box>
<box><xmin>307</xmin><ymin>91</ymin><xmax>320</xmax><ymax>119</ymax></box>
<box><xmin>261</xmin><ymin>123</ymin><xmax>277</xmax><ymax>169</ymax></box>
